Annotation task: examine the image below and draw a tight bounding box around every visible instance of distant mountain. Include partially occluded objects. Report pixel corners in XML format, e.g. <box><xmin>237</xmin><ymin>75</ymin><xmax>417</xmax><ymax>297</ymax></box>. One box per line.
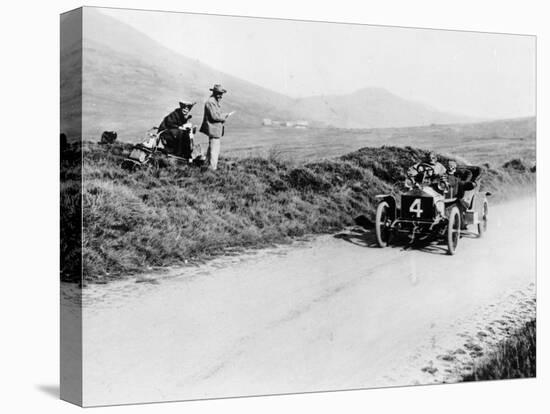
<box><xmin>61</xmin><ymin>8</ymin><xmax>476</xmax><ymax>141</ymax></box>
<box><xmin>291</xmin><ymin>87</ymin><xmax>477</xmax><ymax>129</ymax></box>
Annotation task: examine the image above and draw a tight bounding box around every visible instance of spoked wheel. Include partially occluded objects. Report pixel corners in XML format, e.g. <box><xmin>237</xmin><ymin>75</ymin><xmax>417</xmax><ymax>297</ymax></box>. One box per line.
<box><xmin>375</xmin><ymin>201</ymin><xmax>392</xmax><ymax>247</ymax></box>
<box><xmin>477</xmin><ymin>200</ymin><xmax>488</xmax><ymax>238</ymax></box>
<box><xmin>447</xmin><ymin>206</ymin><xmax>461</xmax><ymax>255</ymax></box>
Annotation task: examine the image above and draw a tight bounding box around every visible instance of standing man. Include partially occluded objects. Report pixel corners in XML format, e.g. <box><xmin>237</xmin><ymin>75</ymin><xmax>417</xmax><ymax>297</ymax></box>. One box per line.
<box><xmin>200</xmin><ymin>84</ymin><xmax>232</xmax><ymax>171</ymax></box>
<box><xmin>158</xmin><ymin>101</ymin><xmax>196</xmax><ymax>159</ymax></box>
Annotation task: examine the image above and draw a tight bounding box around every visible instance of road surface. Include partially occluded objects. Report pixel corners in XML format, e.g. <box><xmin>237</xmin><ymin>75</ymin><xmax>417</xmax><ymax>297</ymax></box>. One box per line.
<box><xmin>79</xmin><ymin>197</ymin><xmax>536</xmax><ymax>406</ymax></box>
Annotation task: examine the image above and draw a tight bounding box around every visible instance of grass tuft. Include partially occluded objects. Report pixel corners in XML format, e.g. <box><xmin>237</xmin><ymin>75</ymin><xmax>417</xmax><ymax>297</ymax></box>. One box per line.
<box><xmin>462</xmin><ymin>319</ymin><xmax>536</xmax><ymax>381</ymax></box>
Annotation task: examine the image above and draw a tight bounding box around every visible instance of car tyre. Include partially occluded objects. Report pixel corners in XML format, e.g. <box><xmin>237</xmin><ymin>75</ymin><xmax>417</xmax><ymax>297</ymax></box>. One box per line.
<box><xmin>477</xmin><ymin>200</ymin><xmax>488</xmax><ymax>238</ymax></box>
<box><xmin>375</xmin><ymin>201</ymin><xmax>392</xmax><ymax>248</ymax></box>
<box><xmin>447</xmin><ymin>206</ymin><xmax>461</xmax><ymax>255</ymax></box>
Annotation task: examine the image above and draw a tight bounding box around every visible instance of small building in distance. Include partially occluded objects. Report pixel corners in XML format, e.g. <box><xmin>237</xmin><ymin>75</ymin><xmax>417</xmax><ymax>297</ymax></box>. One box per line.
<box><xmin>264</xmin><ymin>120</ymin><xmax>283</xmax><ymax>127</ymax></box>
<box><xmin>262</xmin><ymin>118</ymin><xmax>309</xmax><ymax>128</ymax></box>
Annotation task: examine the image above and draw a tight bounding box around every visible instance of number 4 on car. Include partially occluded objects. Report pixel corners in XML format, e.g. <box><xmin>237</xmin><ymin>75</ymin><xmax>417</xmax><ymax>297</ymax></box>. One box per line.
<box><xmin>408</xmin><ymin>198</ymin><xmax>423</xmax><ymax>218</ymax></box>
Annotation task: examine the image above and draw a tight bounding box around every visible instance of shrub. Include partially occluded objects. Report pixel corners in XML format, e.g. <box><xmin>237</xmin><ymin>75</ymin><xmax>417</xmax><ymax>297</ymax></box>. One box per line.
<box><xmin>502</xmin><ymin>158</ymin><xmax>528</xmax><ymax>172</ymax></box>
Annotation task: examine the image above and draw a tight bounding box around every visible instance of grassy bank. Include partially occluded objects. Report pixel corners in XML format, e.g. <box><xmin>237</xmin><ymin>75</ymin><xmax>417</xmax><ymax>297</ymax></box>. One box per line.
<box><xmin>61</xmin><ymin>142</ymin><xmax>535</xmax><ymax>282</ymax></box>
<box><xmin>463</xmin><ymin>319</ymin><xmax>536</xmax><ymax>381</ymax></box>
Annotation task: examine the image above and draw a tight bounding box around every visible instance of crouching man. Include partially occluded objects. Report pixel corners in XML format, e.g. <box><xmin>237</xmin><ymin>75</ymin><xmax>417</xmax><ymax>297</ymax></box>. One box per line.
<box><xmin>158</xmin><ymin>101</ymin><xmax>196</xmax><ymax>159</ymax></box>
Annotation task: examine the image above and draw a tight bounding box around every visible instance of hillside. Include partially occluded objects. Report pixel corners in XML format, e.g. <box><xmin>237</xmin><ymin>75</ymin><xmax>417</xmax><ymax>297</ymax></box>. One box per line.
<box><xmin>60</xmin><ymin>10</ymin><xmax>82</xmax><ymax>140</ymax></box>
<box><xmin>291</xmin><ymin>87</ymin><xmax>477</xmax><ymax>129</ymax></box>
<box><xmin>61</xmin><ymin>8</ymin><xmax>474</xmax><ymax>141</ymax></box>
<box><xmin>60</xmin><ymin>142</ymin><xmax>535</xmax><ymax>282</ymax></box>
<box><xmin>199</xmin><ymin>116</ymin><xmax>536</xmax><ymax>168</ymax></box>
<box><xmin>77</xmin><ymin>8</ymin><xmax>299</xmax><ymax>141</ymax></box>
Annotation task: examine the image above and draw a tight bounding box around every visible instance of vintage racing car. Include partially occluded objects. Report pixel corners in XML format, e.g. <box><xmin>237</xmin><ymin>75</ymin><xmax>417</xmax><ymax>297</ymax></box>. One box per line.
<box><xmin>374</xmin><ymin>162</ymin><xmax>489</xmax><ymax>255</ymax></box>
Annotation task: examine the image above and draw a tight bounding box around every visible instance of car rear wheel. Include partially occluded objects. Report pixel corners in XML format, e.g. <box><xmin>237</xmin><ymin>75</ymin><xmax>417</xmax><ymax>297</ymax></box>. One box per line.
<box><xmin>375</xmin><ymin>201</ymin><xmax>392</xmax><ymax>248</ymax></box>
<box><xmin>477</xmin><ymin>200</ymin><xmax>488</xmax><ymax>238</ymax></box>
<box><xmin>447</xmin><ymin>206</ymin><xmax>461</xmax><ymax>255</ymax></box>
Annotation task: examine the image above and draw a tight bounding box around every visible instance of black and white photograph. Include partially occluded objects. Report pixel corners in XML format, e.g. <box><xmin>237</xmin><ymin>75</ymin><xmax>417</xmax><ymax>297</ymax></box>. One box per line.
<box><xmin>58</xmin><ymin>5</ymin><xmax>539</xmax><ymax>407</ymax></box>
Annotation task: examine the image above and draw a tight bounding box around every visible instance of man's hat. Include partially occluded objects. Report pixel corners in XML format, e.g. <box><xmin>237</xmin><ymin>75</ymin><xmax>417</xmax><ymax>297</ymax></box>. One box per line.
<box><xmin>209</xmin><ymin>84</ymin><xmax>227</xmax><ymax>94</ymax></box>
<box><xmin>179</xmin><ymin>100</ymin><xmax>196</xmax><ymax>109</ymax></box>
<box><xmin>425</xmin><ymin>151</ymin><xmax>437</xmax><ymax>161</ymax></box>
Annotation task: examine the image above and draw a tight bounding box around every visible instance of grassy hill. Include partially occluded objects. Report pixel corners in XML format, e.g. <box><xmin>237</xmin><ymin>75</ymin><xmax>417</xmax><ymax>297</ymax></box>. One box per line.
<box><xmin>215</xmin><ymin>116</ymin><xmax>537</xmax><ymax>167</ymax></box>
<box><xmin>60</xmin><ymin>142</ymin><xmax>535</xmax><ymax>283</ymax></box>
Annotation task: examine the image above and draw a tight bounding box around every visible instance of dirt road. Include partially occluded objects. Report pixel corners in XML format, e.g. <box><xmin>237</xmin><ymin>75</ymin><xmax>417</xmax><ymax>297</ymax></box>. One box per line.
<box><xmin>81</xmin><ymin>197</ymin><xmax>536</xmax><ymax>406</ymax></box>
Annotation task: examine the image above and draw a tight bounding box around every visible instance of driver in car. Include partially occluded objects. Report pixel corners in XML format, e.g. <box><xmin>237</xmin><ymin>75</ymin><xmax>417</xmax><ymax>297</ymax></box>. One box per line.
<box><xmin>407</xmin><ymin>151</ymin><xmax>447</xmax><ymax>183</ymax></box>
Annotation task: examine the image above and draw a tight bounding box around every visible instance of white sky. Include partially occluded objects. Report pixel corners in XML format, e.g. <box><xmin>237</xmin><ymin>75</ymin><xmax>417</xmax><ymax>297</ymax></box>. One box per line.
<box><xmin>100</xmin><ymin>7</ymin><xmax>535</xmax><ymax>119</ymax></box>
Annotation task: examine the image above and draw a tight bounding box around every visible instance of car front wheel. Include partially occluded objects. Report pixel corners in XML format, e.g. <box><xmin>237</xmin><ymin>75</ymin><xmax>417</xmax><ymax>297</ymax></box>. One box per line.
<box><xmin>447</xmin><ymin>206</ymin><xmax>461</xmax><ymax>255</ymax></box>
<box><xmin>375</xmin><ymin>201</ymin><xmax>392</xmax><ymax>248</ymax></box>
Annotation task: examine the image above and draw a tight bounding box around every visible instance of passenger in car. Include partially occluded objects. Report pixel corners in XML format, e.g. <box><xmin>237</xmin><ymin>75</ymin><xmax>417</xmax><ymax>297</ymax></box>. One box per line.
<box><xmin>447</xmin><ymin>161</ymin><xmax>478</xmax><ymax>227</ymax></box>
